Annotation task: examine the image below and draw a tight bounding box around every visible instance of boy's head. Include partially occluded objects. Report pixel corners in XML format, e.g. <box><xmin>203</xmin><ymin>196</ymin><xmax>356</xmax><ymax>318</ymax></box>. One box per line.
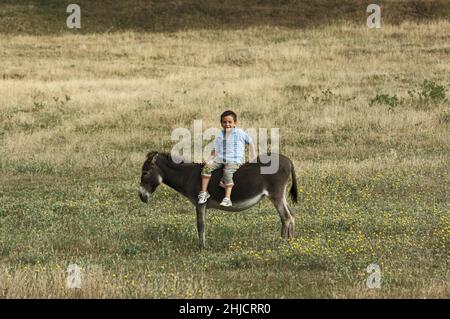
<box><xmin>220</xmin><ymin>110</ymin><xmax>237</xmax><ymax>129</ymax></box>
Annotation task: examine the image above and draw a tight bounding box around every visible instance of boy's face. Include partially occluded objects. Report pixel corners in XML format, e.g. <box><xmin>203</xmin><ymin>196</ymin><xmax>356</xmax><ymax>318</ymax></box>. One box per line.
<box><xmin>221</xmin><ymin>115</ymin><xmax>236</xmax><ymax>130</ymax></box>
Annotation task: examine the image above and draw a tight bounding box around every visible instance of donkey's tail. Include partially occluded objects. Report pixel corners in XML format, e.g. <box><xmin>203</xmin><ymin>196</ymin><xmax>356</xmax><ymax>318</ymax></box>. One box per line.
<box><xmin>289</xmin><ymin>160</ymin><xmax>298</xmax><ymax>204</ymax></box>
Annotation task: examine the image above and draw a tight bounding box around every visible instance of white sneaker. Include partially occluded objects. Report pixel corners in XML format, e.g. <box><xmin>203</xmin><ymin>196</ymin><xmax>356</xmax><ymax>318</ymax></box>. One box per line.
<box><xmin>198</xmin><ymin>191</ymin><xmax>210</xmax><ymax>204</ymax></box>
<box><xmin>220</xmin><ymin>197</ymin><xmax>232</xmax><ymax>207</ymax></box>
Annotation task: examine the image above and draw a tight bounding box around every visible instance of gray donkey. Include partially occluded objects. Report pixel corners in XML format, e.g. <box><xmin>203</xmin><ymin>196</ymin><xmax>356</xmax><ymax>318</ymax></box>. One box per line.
<box><xmin>139</xmin><ymin>151</ymin><xmax>298</xmax><ymax>250</ymax></box>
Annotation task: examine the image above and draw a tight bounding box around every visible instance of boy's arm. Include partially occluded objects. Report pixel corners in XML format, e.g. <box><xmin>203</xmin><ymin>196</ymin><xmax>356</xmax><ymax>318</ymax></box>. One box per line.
<box><xmin>248</xmin><ymin>141</ymin><xmax>257</xmax><ymax>163</ymax></box>
<box><xmin>203</xmin><ymin>149</ymin><xmax>217</xmax><ymax>164</ymax></box>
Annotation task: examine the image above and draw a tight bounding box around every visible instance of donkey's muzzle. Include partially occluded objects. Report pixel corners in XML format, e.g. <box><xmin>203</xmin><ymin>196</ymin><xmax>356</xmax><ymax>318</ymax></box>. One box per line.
<box><xmin>139</xmin><ymin>186</ymin><xmax>149</xmax><ymax>203</ymax></box>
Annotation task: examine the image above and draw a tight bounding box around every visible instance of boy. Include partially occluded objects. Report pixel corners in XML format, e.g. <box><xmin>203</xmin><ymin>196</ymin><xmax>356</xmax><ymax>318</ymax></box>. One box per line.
<box><xmin>198</xmin><ymin>110</ymin><xmax>256</xmax><ymax>207</ymax></box>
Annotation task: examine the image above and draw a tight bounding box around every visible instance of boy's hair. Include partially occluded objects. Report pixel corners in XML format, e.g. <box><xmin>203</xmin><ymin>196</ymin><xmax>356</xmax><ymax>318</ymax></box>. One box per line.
<box><xmin>220</xmin><ymin>110</ymin><xmax>237</xmax><ymax>122</ymax></box>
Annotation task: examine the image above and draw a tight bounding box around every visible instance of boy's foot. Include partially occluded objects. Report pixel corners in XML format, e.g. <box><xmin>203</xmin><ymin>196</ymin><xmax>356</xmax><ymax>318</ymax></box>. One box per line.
<box><xmin>198</xmin><ymin>191</ymin><xmax>210</xmax><ymax>204</ymax></box>
<box><xmin>220</xmin><ymin>197</ymin><xmax>232</xmax><ymax>207</ymax></box>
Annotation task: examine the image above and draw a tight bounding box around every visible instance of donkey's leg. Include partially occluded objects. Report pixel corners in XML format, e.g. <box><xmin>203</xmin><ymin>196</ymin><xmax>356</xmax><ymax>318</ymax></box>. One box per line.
<box><xmin>270</xmin><ymin>197</ymin><xmax>291</xmax><ymax>239</ymax></box>
<box><xmin>196</xmin><ymin>205</ymin><xmax>206</xmax><ymax>250</ymax></box>
<box><xmin>283</xmin><ymin>199</ymin><xmax>295</xmax><ymax>238</ymax></box>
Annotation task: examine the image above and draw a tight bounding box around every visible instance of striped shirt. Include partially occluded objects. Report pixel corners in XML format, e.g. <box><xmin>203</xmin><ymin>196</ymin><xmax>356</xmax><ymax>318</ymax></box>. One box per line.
<box><xmin>214</xmin><ymin>128</ymin><xmax>252</xmax><ymax>164</ymax></box>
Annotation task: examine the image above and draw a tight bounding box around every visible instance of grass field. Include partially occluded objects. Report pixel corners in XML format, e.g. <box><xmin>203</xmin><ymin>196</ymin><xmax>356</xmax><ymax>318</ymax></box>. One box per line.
<box><xmin>0</xmin><ymin>6</ymin><xmax>449</xmax><ymax>297</ymax></box>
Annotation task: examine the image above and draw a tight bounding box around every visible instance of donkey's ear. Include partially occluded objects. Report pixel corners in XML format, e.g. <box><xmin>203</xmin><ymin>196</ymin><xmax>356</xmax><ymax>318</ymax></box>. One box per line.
<box><xmin>146</xmin><ymin>151</ymin><xmax>158</xmax><ymax>164</ymax></box>
<box><xmin>151</xmin><ymin>153</ymin><xmax>158</xmax><ymax>164</ymax></box>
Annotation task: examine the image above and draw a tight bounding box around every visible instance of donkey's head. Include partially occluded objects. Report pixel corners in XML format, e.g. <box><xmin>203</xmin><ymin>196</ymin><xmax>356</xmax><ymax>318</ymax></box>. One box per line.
<box><xmin>139</xmin><ymin>151</ymin><xmax>163</xmax><ymax>203</ymax></box>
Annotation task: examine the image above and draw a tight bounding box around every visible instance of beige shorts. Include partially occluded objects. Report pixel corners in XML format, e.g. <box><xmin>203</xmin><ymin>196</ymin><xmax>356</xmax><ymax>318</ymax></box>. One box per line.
<box><xmin>201</xmin><ymin>161</ymin><xmax>241</xmax><ymax>186</ymax></box>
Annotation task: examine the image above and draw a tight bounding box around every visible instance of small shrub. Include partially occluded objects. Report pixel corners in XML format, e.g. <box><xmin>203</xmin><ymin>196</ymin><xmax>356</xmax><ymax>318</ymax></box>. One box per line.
<box><xmin>420</xmin><ymin>80</ymin><xmax>447</xmax><ymax>101</ymax></box>
<box><xmin>408</xmin><ymin>80</ymin><xmax>449</xmax><ymax>108</ymax></box>
<box><xmin>369</xmin><ymin>94</ymin><xmax>403</xmax><ymax>111</ymax></box>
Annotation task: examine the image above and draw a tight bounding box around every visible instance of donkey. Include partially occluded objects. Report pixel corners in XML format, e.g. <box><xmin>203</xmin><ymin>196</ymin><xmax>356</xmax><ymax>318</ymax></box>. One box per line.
<box><xmin>139</xmin><ymin>151</ymin><xmax>298</xmax><ymax>250</ymax></box>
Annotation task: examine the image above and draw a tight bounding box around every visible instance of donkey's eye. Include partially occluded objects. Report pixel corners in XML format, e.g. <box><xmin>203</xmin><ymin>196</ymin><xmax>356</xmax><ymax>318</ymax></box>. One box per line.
<box><xmin>141</xmin><ymin>171</ymin><xmax>151</xmax><ymax>180</ymax></box>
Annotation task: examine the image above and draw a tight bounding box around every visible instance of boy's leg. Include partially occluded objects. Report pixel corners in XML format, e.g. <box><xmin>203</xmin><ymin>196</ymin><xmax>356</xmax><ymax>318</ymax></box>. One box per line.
<box><xmin>224</xmin><ymin>185</ymin><xmax>233</xmax><ymax>199</ymax></box>
<box><xmin>200</xmin><ymin>175</ymin><xmax>211</xmax><ymax>192</ymax></box>
<box><xmin>222</xmin><ymin>163</ymin><xmax>240</xmax><ymax>197</ymax></box>
<box><xmin>220</xmin><ymin>163</ymin><xmax>240</xmax><ymax>206</ymax></box>
<box><xmin>200</xmin><ymin>162</ymin><xmax>220</xmax><ymax>190</ymax></box>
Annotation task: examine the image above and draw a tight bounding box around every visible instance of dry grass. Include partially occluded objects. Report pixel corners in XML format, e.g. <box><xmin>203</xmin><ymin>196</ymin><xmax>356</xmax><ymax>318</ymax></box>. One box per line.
<box><xmin>0</xmin><ymin>20</ymin><xmax>449</xmax><ymax>298</ymax></box>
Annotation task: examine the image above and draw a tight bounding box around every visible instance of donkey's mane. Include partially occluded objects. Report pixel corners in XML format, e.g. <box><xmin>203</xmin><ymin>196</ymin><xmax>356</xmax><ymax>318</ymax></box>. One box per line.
<box><xmin>160</xmin><ymin>152</ymin><xmax>185</xmax><ymax>164</ymax></box>
<box><xmin>146</xmin><ymin>151</ymin><xmax>198</xmax><ymax>168</ymax></box>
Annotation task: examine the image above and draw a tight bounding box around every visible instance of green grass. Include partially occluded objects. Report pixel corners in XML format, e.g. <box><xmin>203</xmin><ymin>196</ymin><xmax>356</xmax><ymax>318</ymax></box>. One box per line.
<box><xmin>0</xmin><ymin>160</ymin><xmax>448</xmax><ymax>297</ymax></box>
